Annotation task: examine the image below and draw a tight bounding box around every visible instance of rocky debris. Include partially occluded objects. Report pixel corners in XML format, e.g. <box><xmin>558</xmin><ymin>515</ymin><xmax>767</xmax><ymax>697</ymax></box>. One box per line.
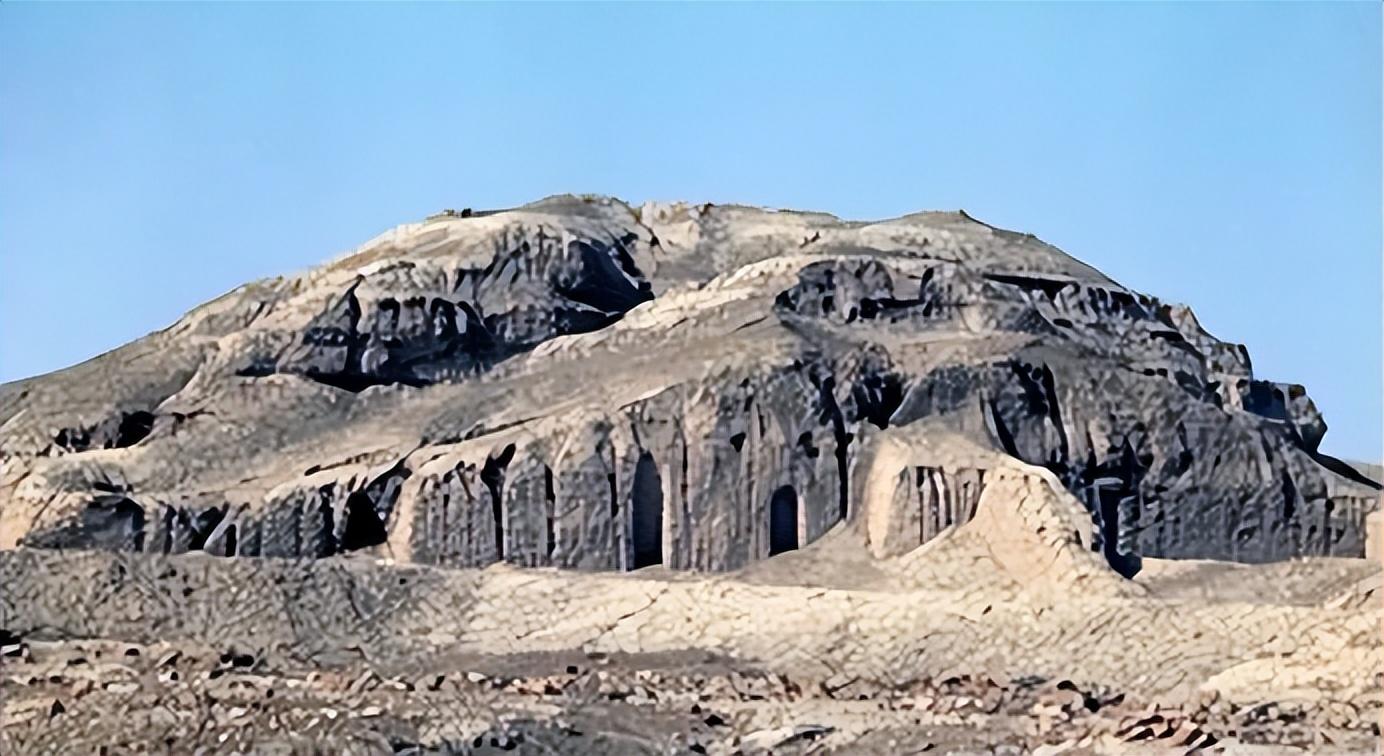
<box><xmin>1</xmin><ymin>637</ymin><xmax>1374</xmax><ymax>754</ymax></box>
<box><xmin>1</xmin><ymin>540</ymin><xmax>1379</xmax><ymax>753</ymax></box>
<box><xmin>737</xmin><ymin>723</ymin><xmax>834</xmax><ymax>753</ymax></box>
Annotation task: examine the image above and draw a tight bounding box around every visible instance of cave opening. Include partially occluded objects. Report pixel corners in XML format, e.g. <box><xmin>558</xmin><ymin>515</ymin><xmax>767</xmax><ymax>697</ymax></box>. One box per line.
<box><xmin>342</xmin><ymin>491</ymin><xmax>388</xmax><ymax>551</ymax></box>
<box><xmin>769</xmin><ymin>485</ymin><xmax>800</xmax><ymax>556</ymax></box>
<box><xmin>222</xmin><ymin>524</ymin><xmax>238</xmax><ymax>557</ymax></box>
<box><xmin>98</xmin><ymin>498</ymin><xmax>147</xmax><ymax>551</ymax></box>
<box><xmin>630</xmin><ymin>453</ymin><xmax>663</xmax><ymax>569</ymax></box>
<box><xmin>188</xmin><ymin>508</ymin><xmax>226</xmax><ymax>552</ymax></box>
<box><xmin>113</xmin><ymin>411</ymin><xmax>157</xmax><ymax>448</ymax></box>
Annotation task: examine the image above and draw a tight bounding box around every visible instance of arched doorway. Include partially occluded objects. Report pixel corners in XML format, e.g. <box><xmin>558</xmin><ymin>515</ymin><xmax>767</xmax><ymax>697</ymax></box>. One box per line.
<box><xmin>630</xmin><ymin>453</ymin><xmax>663</xmax><ymax>568</ymax></box>
<box><xmin>769</xmin><ymin>485</ymin><xmax>799</xmax><ymax>556</ymax></box>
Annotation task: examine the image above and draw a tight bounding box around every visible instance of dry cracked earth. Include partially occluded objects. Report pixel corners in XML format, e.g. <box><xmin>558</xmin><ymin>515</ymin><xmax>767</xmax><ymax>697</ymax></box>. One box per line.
<box><xmin>1</xmin><ymin>196</ymin><xmax>1380</xmax><ymax>754</ymax></box>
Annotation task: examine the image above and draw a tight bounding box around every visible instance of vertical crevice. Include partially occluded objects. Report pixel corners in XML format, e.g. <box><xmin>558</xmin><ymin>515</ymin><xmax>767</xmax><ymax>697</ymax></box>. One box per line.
<box><xmin>543</xmin><ymin>465</ymin><xmax>556</xmax><ymax>560</ymax></box>
<box><xmin>915</xmin><ymin>467</ymin><xmax>927</xmax><ymax>544</ymax></box>
<box><xmin>490</xmin><ymin>487</ymin><xmax>504</xmax><ymax>560</ymax></box>
<box><xmin>1095</xmin><ymin>484</ymin><xmax>1115</xmax><ymax>556</ymax></box>
<box><xmin>1280</xmin><ymin>471</ymin><xmax>1298</xmax><ymax>522</ymax></box>
<box><xmin>292</xmin><ymin>501</ymin><xmax>304</xmax><ymax>558</ymax></box>
<box><xmin>814</xmin><ymin>374</ymin><xmax>851</xmax><ymax>522</ymax></box>
<box><xmin>317</xmin><ymin>492</ymin><xmax>337</xmax><ymax>558</ymax></box>
<box><xmin>1038</xmin><ymin>366</ymin><xmax>1069</xmax><ymax>461</ymax></box>
<box><xmin>162</xmin><ymin>506</ymin><xmax>176</xmax><ymax>555</ymax></box>
<box><xmin>607</xmin><ymin>467</ymin><xmax>620</xmax><ymax>568</ymax></box>
<box><xmin>481</xmin><ymin>444</ymin><xmax>515</xmax><ymax>561</ymax></box>
<box><xmin>1322</xmin><ymin>499</ymin><xmax>1335</xmax><ymax>554</ymax></box>
<box><xmin>342</xmin><ymin>285</ymin><xmax>363</xmax><ymax>370</ymax></box>
<box><xmin>984</xmin><ymin>397</ymin><xmax>1020</xmax><ymax>458</ymax></box>
<box><xmin>835</xmin><ymin>431</ymin><xmax>850</xmax><ymax>521</ymax></box>
<box><xmin>679</xmin><ymin>430</ymin><xmax>691</xmax><ymax>569</ymax></box>
<box><xmin>241</xmin><ymin>521</ymin><xmax>261</xmax><ymax>557</ymax></box>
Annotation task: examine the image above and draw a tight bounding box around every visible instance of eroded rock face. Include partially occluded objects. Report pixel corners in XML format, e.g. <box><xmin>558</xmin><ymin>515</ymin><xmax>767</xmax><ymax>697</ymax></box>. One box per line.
<box><xmin>0</xmin><ymin>195</ymin><xmax>1375</xmax><ymax>572</ymax></box>
<box><xmin>257</xmin><ymin>231</ymin><xmax>654</xmax><ymax>391</ymax></box>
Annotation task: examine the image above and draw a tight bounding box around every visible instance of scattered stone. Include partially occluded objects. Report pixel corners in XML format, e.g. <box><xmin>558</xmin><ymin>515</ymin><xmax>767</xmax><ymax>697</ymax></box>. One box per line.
<box><xmin>347</xmin><ymin>670</ymin><xmax>378</xmax><ymax>694</ymax></box>
<box><xmin>739</xmin><ymin>724</ymin><xmax>834</xmax><ymax>751</ymax></box>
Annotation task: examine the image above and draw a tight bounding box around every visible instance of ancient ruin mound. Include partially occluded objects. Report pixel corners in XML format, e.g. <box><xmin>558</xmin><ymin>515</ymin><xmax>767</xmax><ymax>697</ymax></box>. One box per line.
<box><xmin>1</xmin><ymin>195</ymin><xmax>1377</xmax><ymax>576</ymax></box>
<box><xmin>4</xmin><ymin>195</ymin><xmax>1381</xmax><ymax>754</ymax></box>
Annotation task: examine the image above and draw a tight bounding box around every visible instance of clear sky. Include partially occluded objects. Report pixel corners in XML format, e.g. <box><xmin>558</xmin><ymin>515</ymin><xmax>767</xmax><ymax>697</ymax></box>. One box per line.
<box><xmin>1</xmin><ymin>2</ymin><xmax>1379</xmax><ymax>461</ymax></box>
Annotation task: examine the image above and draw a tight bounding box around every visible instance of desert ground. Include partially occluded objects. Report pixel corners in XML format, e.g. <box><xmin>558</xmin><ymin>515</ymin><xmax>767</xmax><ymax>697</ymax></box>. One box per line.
<box><xmin>3</xmin><ymin>520</ymin><xmax>1378</xmax><ymax>754</ymax></box>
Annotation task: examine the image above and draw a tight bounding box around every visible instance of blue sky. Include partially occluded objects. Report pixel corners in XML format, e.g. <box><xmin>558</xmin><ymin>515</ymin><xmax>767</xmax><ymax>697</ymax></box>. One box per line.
<box><xmin>1</xmin><ymin>3</ymin><xmax>1379</xmax><ymax>460</ymax></box>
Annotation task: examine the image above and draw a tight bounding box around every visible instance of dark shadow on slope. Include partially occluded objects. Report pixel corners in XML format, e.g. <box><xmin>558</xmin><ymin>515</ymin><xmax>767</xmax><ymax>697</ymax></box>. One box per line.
<box><xmin>1310</xmin><ymin>452</ymin><xmax>1382</xmax><ymax>490</ymax></box>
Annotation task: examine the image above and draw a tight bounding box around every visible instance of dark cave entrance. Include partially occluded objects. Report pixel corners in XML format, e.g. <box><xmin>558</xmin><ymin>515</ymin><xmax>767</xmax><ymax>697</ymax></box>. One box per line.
<box><xmin>769</xmin><ymin>485</ymin><xmax>799</xmax><ymax>556</ymax></box>
<box><xmin>113</xmin><ymin>411</ymin><xmax>157</xmax><ymax>448</ymax></box>
<box><xmin>630</xmin><ymin>453</ymin><xmax>663</xmax><ymax>568</ymax></box>
<box><xmin>342</xmin><ymin>491</ymin><xmax>388</xmax><ymax>551</ymax></box>
<box><xmin>222</xmin><ymin>524</ymin><xmax>238</xmax><ymax>557</ymax></box>
<box><xmin>102</xmin><ymin>497</ymin><xmax>146</xmax><ymax>552</ymax></box>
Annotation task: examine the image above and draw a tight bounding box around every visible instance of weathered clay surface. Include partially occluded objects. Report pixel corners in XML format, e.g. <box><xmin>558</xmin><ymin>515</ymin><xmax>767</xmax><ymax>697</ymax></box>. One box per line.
<box><xmin>3</xmin><ymin>193</ymin><xmax>1382</xmax><ymax>751</ymax></box>
<box><xmin>2</xmin><ymin>528</ymin><xmax>1379</xmax><ymax>753</ymax></box>
<box><xmin>1</xmin><ymin>195</ymin><xmax>1374</xmax><ymax>573</ymax></box>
